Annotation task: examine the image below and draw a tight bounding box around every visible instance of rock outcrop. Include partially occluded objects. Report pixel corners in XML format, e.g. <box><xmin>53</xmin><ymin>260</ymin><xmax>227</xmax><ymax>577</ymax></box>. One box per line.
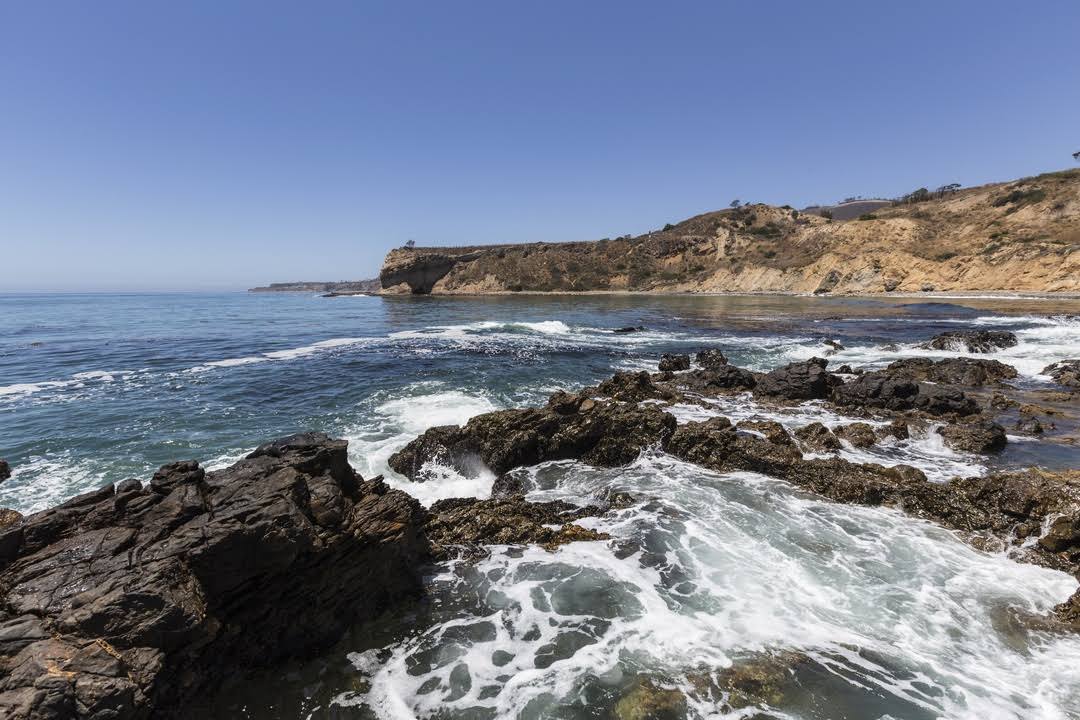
<box><xmin>923</xmin><ymin>330</ymin><xmax>1019</xmax><ymax>353</ymax></box>
<box><xmin>754</xmin><ymin>358</ymin><xmax>838</xmax><ymax>401</ymax></box>
<box><xmin>0</xmin><ymin>433</ymin><xmax>429</xmax><ymax>720</ymax></box>
<box><xmin>388</xmin><ymin>395</ymin><xmax>677</xmax><ymax>480</ymax></box>
<box><xmin>0</xmin><ymin>459</ymin><xmax>9</xmax><ymax>482</ymax></box>
<box><xmin>885</xmin><ymin>357</ymin><xmax>1018</xmax><ymax>385</ymax></box>
<box><xmin>1045</xmin><ymin>360</ymin><xmax>1080</xmax><ymax>389</ymax></box>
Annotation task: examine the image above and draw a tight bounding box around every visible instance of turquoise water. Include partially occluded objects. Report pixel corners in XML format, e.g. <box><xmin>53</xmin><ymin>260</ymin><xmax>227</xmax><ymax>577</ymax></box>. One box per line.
<box><xmin>3</xmin><ymin>292</ymin><xmax>1080</xmax><ymax>719</ymax></box>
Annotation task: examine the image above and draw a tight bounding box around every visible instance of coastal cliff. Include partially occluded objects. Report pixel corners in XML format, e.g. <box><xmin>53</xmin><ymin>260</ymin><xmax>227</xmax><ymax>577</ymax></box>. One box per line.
<box><xmin>379</xmin><ymin>168</ymin><xmax>1080</xmax><ymax>295</ymax></box>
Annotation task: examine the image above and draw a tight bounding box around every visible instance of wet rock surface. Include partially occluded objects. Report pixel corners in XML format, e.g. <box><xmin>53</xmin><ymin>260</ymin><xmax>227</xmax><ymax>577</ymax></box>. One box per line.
<box><xmin>423</xmin><ymin>497</ymin><xmax>609</xmax><ymax>560</ymax></box>
<box><xmin>695</xmin><ymin>348</ymin><xmax>728</xmax><ymax>369</ymax></box>
<box><xmin>794</xmin><ymin>422</ymin><xmax>841</xmax><ymax>452</ymax></box>
<box><xmin>936</xmin><ymin>418</ymin><xmax>1008</xmax><ymax>454</ymax></box>
<box><xmin>389</xmin><ymin>391</ymin><xmax>677</xmax><ymax>480</ymax></box>
<box><xmin>1044</xmin><ymin>359</ymin><xmax>1080</xmax><ymax>389</ymax></box>
<box><xmin>0</xmin><ymin>433</ymin><xmax>429</xmax><ymax>720</ymax></box>
<box><xmin>923</xmin><ymin>329</ymin><xmax>1019</xmax><ymax>353</ymax></box>
<box><xmin>0</xmin><ymin>459</ymin><xmax>9</xmax><ymax>482</ymax></box>
<box><xmin>830</xmin><ymin>369</ymin><xmax>979</xmax><ymax>416</ymax></box>
<box><xmin>886</xmin><ymin>357</ymin><xmax>1018</xmax><ymax>386</ymax></box>
<box><xmin>834</xmin><ymin>422</ymin><xmax>878</xmax><ymax>448</ymax></box>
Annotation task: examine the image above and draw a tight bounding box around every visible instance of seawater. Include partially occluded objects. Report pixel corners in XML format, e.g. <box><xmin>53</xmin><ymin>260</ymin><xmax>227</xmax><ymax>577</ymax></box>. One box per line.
<box><xmin>3</xmin><ymin>292</ymin><xmax>1080</xmax><ymax>719</ymax></box>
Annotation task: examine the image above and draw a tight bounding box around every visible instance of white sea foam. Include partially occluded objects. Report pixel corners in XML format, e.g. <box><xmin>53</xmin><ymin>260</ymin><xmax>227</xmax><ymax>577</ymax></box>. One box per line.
<box><xmin>347</xmin><ymin>454</ymin><xmax>1080</xmax><ymax>719</ymax></box>
<box><xmin>0</xmin><ymin>453</ymin><xmax>117</xmax><ymax>513</ymax></box>
<box><xmin>345</xmin><ymin>386</ymin><xmax>501</xmax><ymax>505</ymax></box>
<box><xmin>187</xmin><ymin>336</ymin><xmax>371</xmax><ymax>372</ymax></box>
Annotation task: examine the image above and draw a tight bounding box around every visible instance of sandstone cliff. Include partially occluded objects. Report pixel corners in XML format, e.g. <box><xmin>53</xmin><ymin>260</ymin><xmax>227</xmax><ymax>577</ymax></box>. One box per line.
<box><xmin>379</xmin><ymin>168</ymin><xmax>1080</xmax><ymax>295</ymax></box>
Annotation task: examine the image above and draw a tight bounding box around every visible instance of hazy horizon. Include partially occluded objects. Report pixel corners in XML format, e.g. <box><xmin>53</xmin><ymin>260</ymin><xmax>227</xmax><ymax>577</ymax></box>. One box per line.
<box><xmin>3</xmin><ymin>0</ymin><xmax>1079</xmax><ymax>292</ymax></box>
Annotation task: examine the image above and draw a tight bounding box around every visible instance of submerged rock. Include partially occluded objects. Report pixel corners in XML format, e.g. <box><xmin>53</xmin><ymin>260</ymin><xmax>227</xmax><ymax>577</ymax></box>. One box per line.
<box><xmin>0</xmin><ymin>433</ymin><xmax>428</xmax><ymax>720</ymax></box>
<box><xmin>754</xmin><ymin>357</ymin><xmax>837</xmax><ymax>401</ymax></box>
<box><xmin>736</xmin><ymin>419</ymin><xmax>793</xmax><ymax>445</ymax></box>
<box><xmin>1044</xmin><ymin>359</ymin><xmax>1080</xmax><ymax>389</ymax></box>
<box><xmin>614</xmin><ymin>678</ymin><xmax>687</xmax><ymax>720</ymax></box>
<box><xmin>937</xmin><ymin>419</ymin><xmax>1008</xmax><ymax>454</ymax></box>
<box><xmin>658</xmin><ymin>353</ymin><xmax>691</xmax><ymax>372</ymax></box>
<box><xmin>0</xmin><ymin>459</ymin><xmax>9</xmax><ymax>482</ymax></box>
<box><xmin>923</xmin><ymin>329</ymin><xmax>1018</xmax><ymax>353</ymax></box>
<box><xmin>613</xmin><ymin>326</ymin><xmax>646</xmax><ymax>334</ymax></box>
<box><xmin>424</xmin><ymin>497</ymin><xmax>608</xmax><ymax>559</ymax></box>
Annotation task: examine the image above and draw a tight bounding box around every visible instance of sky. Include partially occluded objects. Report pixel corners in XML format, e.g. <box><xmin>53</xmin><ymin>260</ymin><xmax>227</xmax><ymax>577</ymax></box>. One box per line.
<box><xmin>1</xmin><ymin>1</ymin><xmax>1078</xmax><ymax>291</ymax></box>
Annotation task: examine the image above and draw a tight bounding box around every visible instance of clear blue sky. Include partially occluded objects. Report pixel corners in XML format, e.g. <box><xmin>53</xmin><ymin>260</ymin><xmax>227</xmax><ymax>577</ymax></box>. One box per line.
<box><xmin>2</xmin><ymin>1</ymin><xmax>1078</xmax><ymax>291</ymax></box>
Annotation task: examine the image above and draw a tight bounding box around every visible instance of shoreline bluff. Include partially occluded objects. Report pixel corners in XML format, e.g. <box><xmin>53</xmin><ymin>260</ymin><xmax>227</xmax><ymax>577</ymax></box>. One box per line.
<box><xmin>3</xmin><ymin>336</ymin><xmax>1080</xmax><ymax>718</ymax></box>
<box><xmin>375</xmin><ymin>168</ymin><xmax>1080</xmax><ymax>296</ymax></box>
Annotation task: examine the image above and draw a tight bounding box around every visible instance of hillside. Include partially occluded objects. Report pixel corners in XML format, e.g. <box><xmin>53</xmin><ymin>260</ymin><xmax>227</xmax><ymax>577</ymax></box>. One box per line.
<box><xmin>379</xmin><ymin>168</ymin><xmax>1080</xmax><ymax>295</ymax></box>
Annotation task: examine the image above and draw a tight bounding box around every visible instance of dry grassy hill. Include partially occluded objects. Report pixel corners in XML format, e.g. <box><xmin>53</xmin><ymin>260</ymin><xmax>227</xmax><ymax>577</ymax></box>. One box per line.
<box><xmin>379</xmin><ymin>168</ymin><xmax>1080</xmax><ymax>295</ymax></box>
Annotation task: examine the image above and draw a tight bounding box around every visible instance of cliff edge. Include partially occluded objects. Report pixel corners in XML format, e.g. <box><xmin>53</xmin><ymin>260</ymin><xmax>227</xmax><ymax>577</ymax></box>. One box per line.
<box><xmin>379</xmin><ymin>168</ymin><xmax>1080</xmax><ymax>295</ymax></box>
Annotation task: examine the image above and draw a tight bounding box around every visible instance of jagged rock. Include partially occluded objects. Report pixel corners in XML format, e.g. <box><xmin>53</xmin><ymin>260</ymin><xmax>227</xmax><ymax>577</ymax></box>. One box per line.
<box><xmin>658</xmin><ymin>353</ymin><xmax>690</xmax><ymax>372</ymax></box>
<box><xmin>389</xmin><ymin>398</ymin><xmax>677</xmax><ymax>480</ymax></box>
<box><xmin>886</xmin><ymin>357</ymin><xmax>1018</xmax><ymax>386</ymax></box>
<box><xmin>813</xmin><ymin>270</ymin><xmax>842</xmax><ymax>294</ymax></box>
<box><xmin>674</xmin><ymin>365</ymin><xmax>758</xmax><ymax>395</ymax></box>
<box><xmin>831</xmin><ymin>370</ymin><xmax>978</xmax><ymax>416</ymax></box>
<box><xmin>0</xmin><ymin>459</ymin><xmax>9</xmax><ymax>482</ymax></box>
<box><xmin>936</xmin><ymin>419</ymin><xmax>1008</xmax><ymax>453</ymax></box>
<box><xmin>1044</xmin><ymin>360</ymin><xmax>1080</xmax><ymax>389</ymax></box>
<box><xmin>794</xmin><ymin>422</ymin><xmax>841</xmax><ymax>452</ymax></box>
<box><xmin>424</xmin><ymin>497</ymin><xmax>608</xmax><ymax>560</ymax></box>
<box><xmin>835</xmin><ymin>364</ymin><xmax>855</xmax><ymax>374</ymax></box>
<box><xmin>823</xmin><ymin>338</ymin><xmax>845</xmax><ymax>352</ymax></box>
<box><xmin>596</xmin><ymin>371</ymin><xmax>677</xmax><ymax>403</ymax></box>
<box><xmin>835</xmin><ymin>422</ymin><xmax>878</xmax><ymax>448</ymax></box>
<box><xmin>923</xmin><ymin>330</ymin><xmax>1018</xmax><ymax>353</ymax></box>
<box><xmin>379</xmin><ymin>250</ymin><xmax>458</xmax><ymax>294</ymax></box>
<box><xmin>0</xmin><ymin>433</ymin><xmax>428</xmax><ymax>720</ymax></box>
<box><xmin>753</xmin><ymin>357</ymin><xmax>837</xmax><ymax>401</ymax></box>
<box><xmin>735</xmin><ymin>419</ymin><xmax>793</xmax><ymax>445</ymax></box>
<box><xmin>695</xmin><ymin>348</ymin><xmax>728</xmax><ymax>369</ymax></box>
<box><xmin>1039</xmin><ymin>516</ymin><xmax>1080</xmax><ymax>556</ymax></box>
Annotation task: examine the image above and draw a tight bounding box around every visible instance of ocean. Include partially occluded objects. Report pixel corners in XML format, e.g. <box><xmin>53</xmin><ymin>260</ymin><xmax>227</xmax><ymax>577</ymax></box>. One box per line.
<box><xmin>3</xmin><ymin>291</ymin><xmax>1080</xmax><ymax>719</ymax></box>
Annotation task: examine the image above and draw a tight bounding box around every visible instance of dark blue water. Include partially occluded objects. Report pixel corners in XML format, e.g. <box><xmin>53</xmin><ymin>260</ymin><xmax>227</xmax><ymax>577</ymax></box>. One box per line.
<box><xmin>4</xmin><ymin>292</ymin><xmax>1080</xmax><ymax>720</ymax></box>
<box><xmin>3</xmin><ymin>291</ymin><xmax>1080</xmax><ymax>512</ymax></box>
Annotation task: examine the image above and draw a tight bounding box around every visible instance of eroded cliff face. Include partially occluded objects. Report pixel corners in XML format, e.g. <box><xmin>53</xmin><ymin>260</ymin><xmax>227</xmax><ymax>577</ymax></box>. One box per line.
<box><xmin>379</xmin><ymin>168</ymin><xmax>1080</xmax><ymax>294</ymax></box>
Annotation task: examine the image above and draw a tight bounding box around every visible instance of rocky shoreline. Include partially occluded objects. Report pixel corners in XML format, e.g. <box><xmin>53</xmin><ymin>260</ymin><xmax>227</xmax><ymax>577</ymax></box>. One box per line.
<box><xmin>2</xmin><ymin>329</ymin><xmax>1079</xmax><ymax>718</ymax></box>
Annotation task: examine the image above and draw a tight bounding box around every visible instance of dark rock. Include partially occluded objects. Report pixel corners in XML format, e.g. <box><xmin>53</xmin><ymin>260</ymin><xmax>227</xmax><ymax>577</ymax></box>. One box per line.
<box><xmin>923</xmin><ymin>330</ymin><xmax>1018</xmax><ymax>353</ymax></box>
<box><xmin>834</xmin><ymin>422</ymin><xmax>878</xmax><ymax>448</ymax></box>
<box><xmin>753</xmin><ymin>357</ymin><xmax>837</xmax><ymax>401</ymax></box>
<box><xmin>695</xmin><ymin>348</ymin><xmax>728</xmax><ymax>369</ymax></box>
<box><xmin>936</xmin><ymin>419</ymin><xmax>1008</xmax><ymax>454</ymax></box>
<box><xmin>835</xmin><ymin>364</ymin><xmax>854</xmax><ymax>374</ymax></box>
<box><xmin>658</xmin><ymin>353</ymin><xmax>690</xmax><ymax>372</ymax></box>
<box><xmin>613</xmin><ymin>326</ymin><xmax>645</xmax><ymax>334</ymax></box>
<box><xmin>114</xmin><ymin>479</ymin><xmax>141</xmax><ymax>495</ymax></box>
<box><xmin>794</xmin><ymin>422</ymin><xmax>841</xmax><ymax>452</ymax></box>
<box><xmin>389</xmin><ymin>398</ymin><xmax>677</xmax><ymax>480</ymax></box>
<box><xmin>0</xmin><ymin>460</ymin><xmax>9</xmax><ymax>482</ymax></box>
<box><xmin>675</xmin><ymin>365</ymin><xmax>758</xmax><ymax>395</ymax></box>
<box><xmin>0</xmin><ymin>433</ymin><xmax>428</xmax><ymax>720</ymax></box>
<box><xmin>596</xmin><ymin>371</ymin><xmax>677</xmax><ymax>403</ymax></box>
<box><xmin>878</xmin><ymin>418</ymin><xmax>910</xmax><ymax>440</ymax></box>
<box><xmin>1038</xmin><ymin>516</ymin><xmax>1080</xmax><ymax>555</ymax></box>
<box><xmin>831</xmin><ymin>370</ymin><xmax>978</xmax><ymax>416</ymax></box>
<box><xmin>885</xmin><ymin>357</ymin><xmax>1018</xmax><ymax>386</ymax></box>
<box><xmin>735</xmin><ymin>419</ymin><xmax>793</xmax><ymax>445</ymax></box>
<box><xmin>1044</xmin><ymin>360</ymin><xmax>1080</xmax><ymax>389</ymax></box>
<box><xmin>823</xmin><ymin>338</ymin><xmax>845</xmax><ymax>352</ymax></box>
<box><xmin>424</xmin><ymin>497</ymin><xmax>608</xmax><ymax>560</ymax></box>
